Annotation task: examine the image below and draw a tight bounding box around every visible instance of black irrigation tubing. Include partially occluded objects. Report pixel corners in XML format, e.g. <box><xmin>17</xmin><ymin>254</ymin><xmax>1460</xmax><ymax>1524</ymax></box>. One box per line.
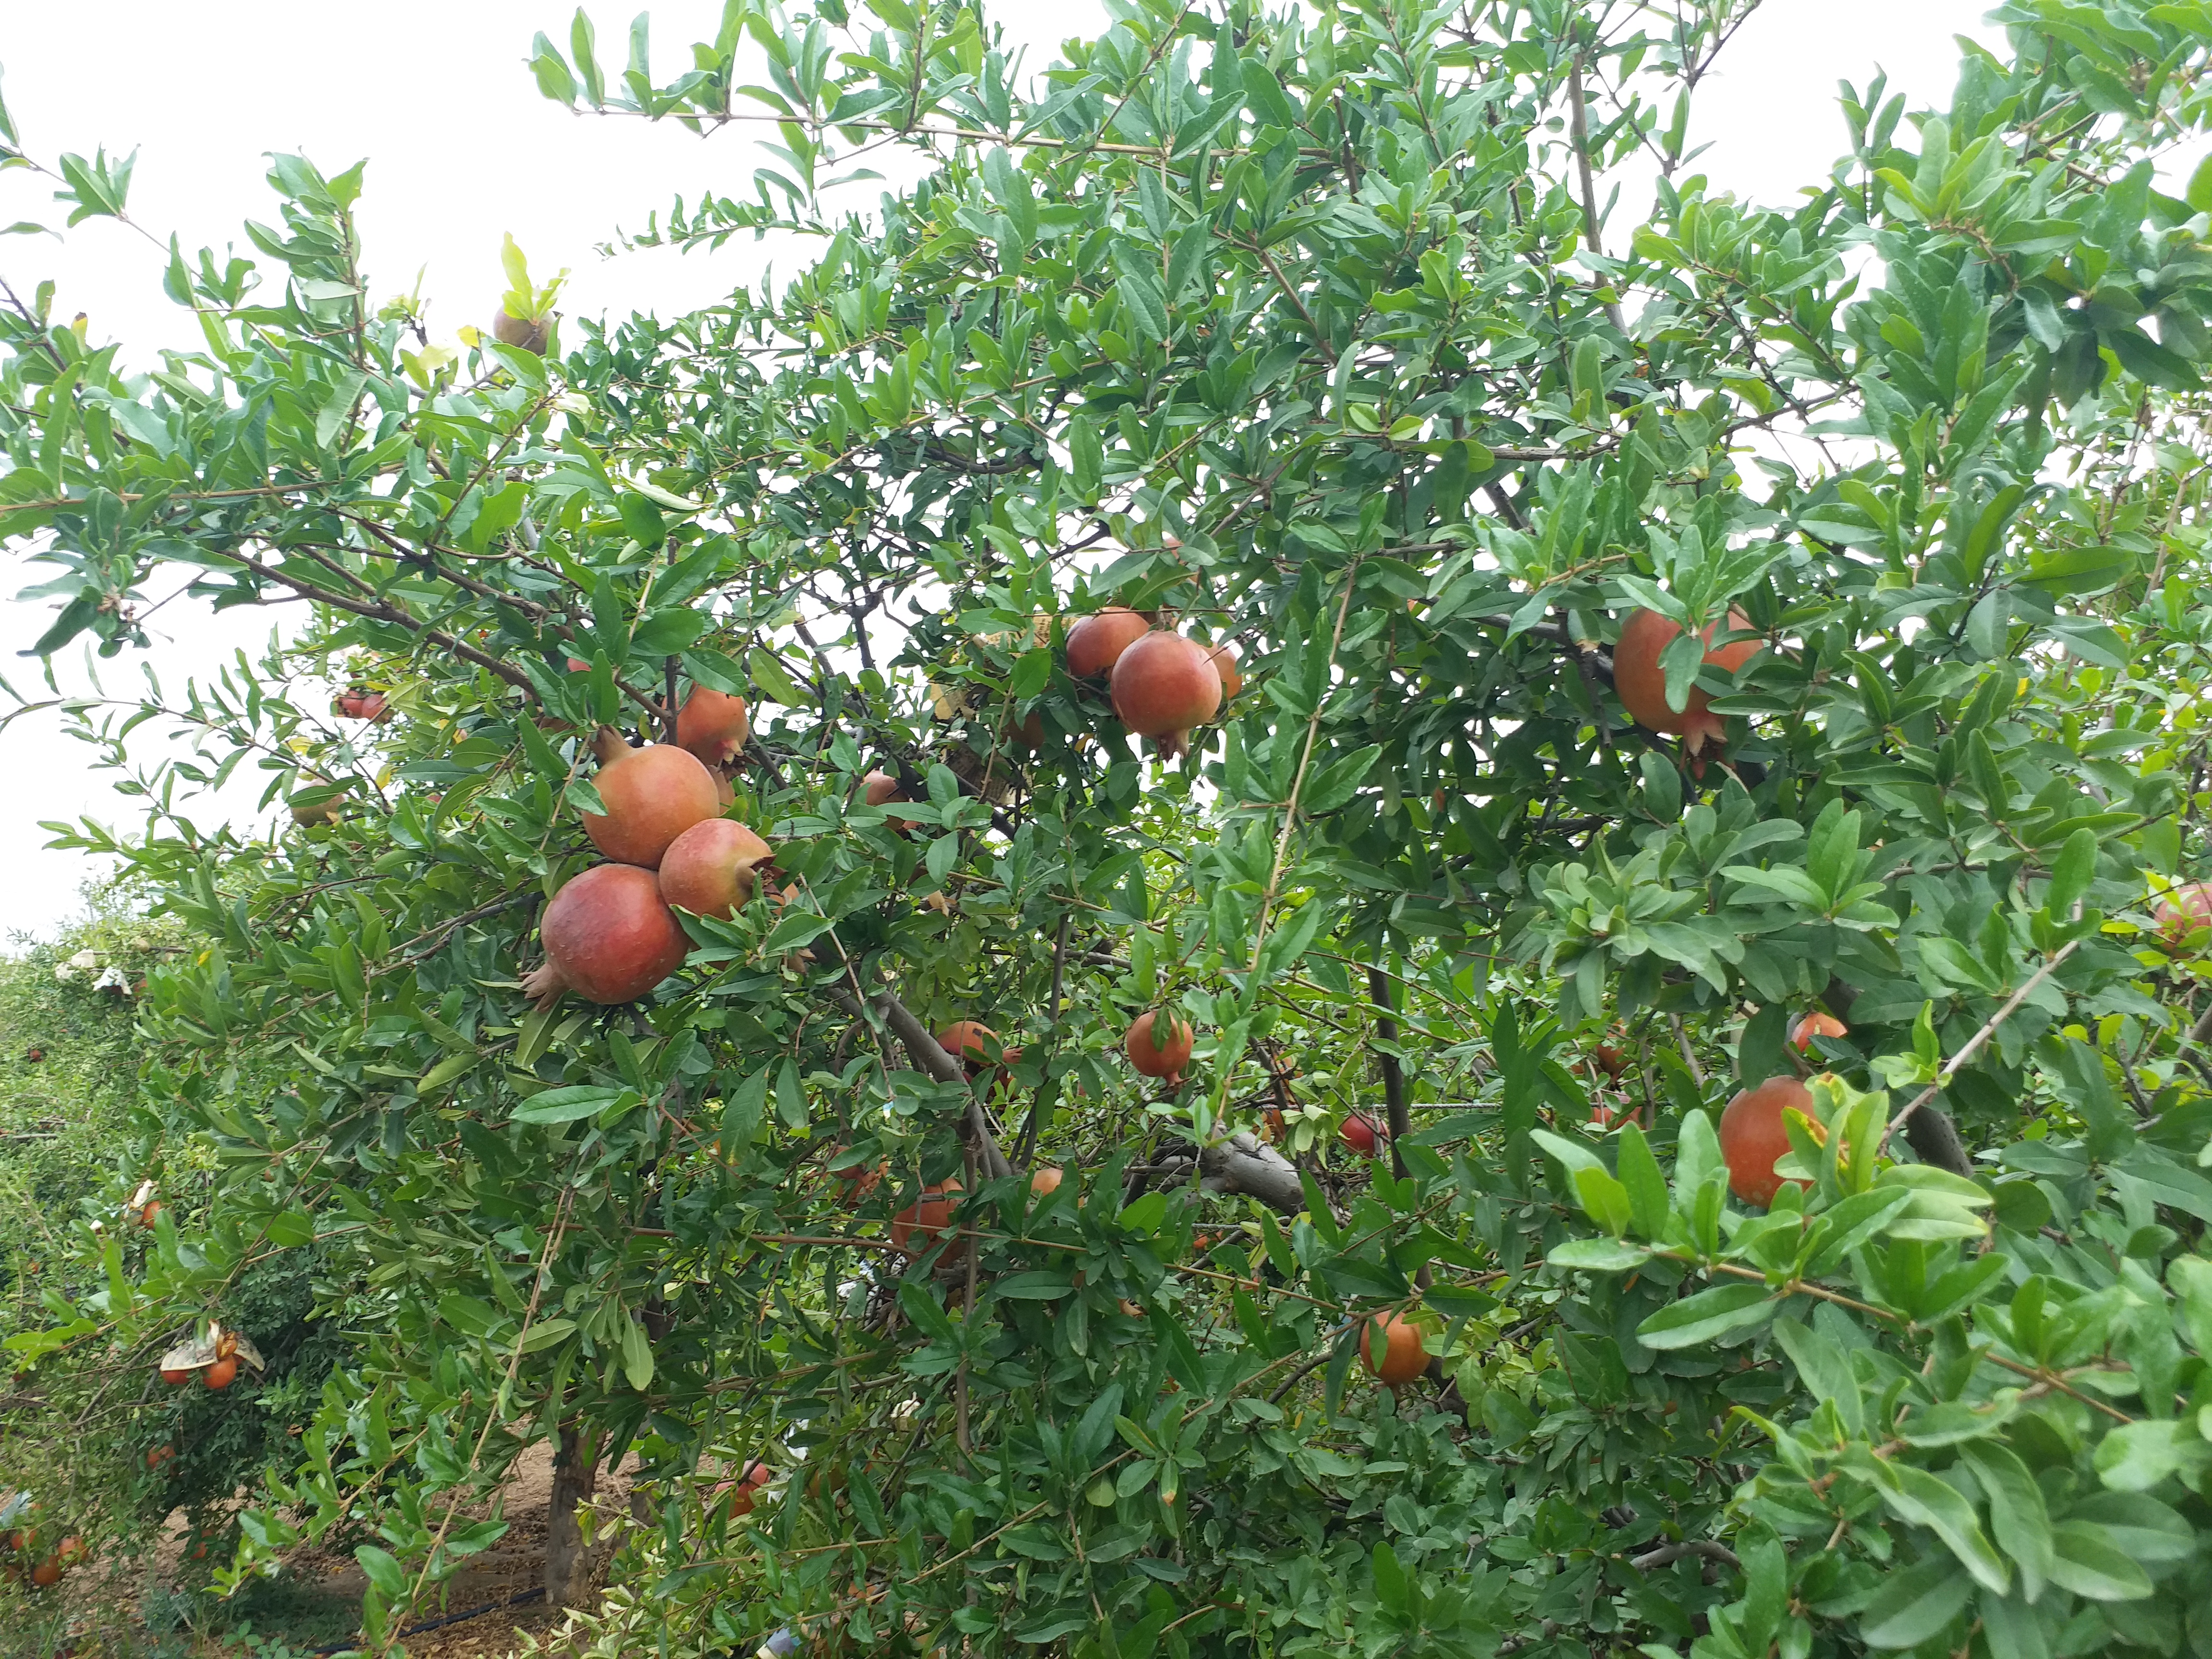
<box><xmin>309</xmin><ymin>1584</ymin><xmax>547</xmax><ymax>1655</ymax></box>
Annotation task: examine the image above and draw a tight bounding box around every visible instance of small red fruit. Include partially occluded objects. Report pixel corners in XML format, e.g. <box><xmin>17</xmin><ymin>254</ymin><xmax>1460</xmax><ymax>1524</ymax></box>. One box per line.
<box><xmin>890</xmin><ymin>1181</ymin><xmax>964</xmax><ymax>1256</ymax></box>
<box><xmin>138</xmin><ymin>1200</ymin><xmax>163</xmax><ymax>1229</ymax></box>
<box><xmin>725</xmin><ymin>1459</ymin><xmax>773</xmax><ymax>1518</ymax></box>
<box><xmin>522</xmin><ymin>864</ymin><xmax>689</xmax><ymax>1009</ymax></box>
<box><xmin>1790</xmin><ymin>1011</ymin><xmax>1849</xmax><ymax>1052</ymax></box>
<box><xmin>1123</xmin><ymin>1010</ymin><xmax>1194</xmax><ymax>1081</ymax></box>
<box><xmin>1339</xmin><ymin>1113</ymin><xmax>1386</xmax><ymax>1156</ymax></box>
<box><xmin>146</xmin><ymin>1445</ymin><xmax>175</xmax><ymax>1469</ymax></box>
<box><xmin>333</xmin><ymin>690</ymin><xmax>389</xmax><ymax>722</ymax></box>
<box><xmin>1065</xmin><ymin>608</ymin><xmax>1152</xmax><ymax>679</ymax></box>
<box><xmin>674</xmin><ymin>686</ymin><xmax>751</xmax><ymax>766</ymax></box>
<box><xmin>202</xmin><ymin>1357</ymin><xmax>238</xmax><ymax>1390</ymax></box>
<box><xmin>1110</xmin><ymin>632</ymin><xmax>1222</xmax><ymax>759</ymax></box>
<box><xmin>1612</xmin><ymin>607</ymin><xmax>1761</xmax><ymax>754</ymax></box>
<box><xmin>2155</xmin><ymin>881</ymin><xmax>2212</xmax><ymax>948</ymax></box>
<box><xmin>160</xmin><ymin>1366</ymin><xmax>192</xmax><ymax>1385</ymax></box>
<box><xmin>1719</xmin><ymin>1075</ymin><xmax>1815</xmax><ymax>1207</ymax></box>
<box><xmin>29</xmin><ymin>1555</ymin><xmax>59</xmax><ymax>1587</ymax></box>
<box><xmin>861</xmin><ymin>770</ymin><xmax>924</xmax><ymax>833</ymax></box>
<box><xmin>936</xmin><ymin>1022</ymin><xmax>1015</xmax><ymax>1076</ymax></box>
<box><xmin>1591</xmin><ymin>1044</ymin><xmax>1628</xmax><ymax>1079</ymax></box>
<box><xmin>1029</xmin><ymin>1166</ymin><xmax>1064</xmax><ymax>1198</ymax></box>
<box><xmin>1359</xmin><ymin>1313</ymin><xmax>1427</xmax><ymax>1385</ymax></box>
<box><xmin>581</xmin><ymin>742</ymin><xmax>721</xmax><ymax>868</ymax></box>
<box><xmin>659</xmin><ymin>819</ymin><xmax>774</xmax><ymax>920</ymax></box>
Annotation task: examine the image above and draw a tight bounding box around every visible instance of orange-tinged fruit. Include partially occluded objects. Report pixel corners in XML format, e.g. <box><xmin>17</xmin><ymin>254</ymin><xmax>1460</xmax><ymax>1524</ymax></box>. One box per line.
<box><xmin>203</xmin><ymin>1356</ymin><xmax>238</xmax><ymax>1390</ymax></box>
<box><xmin>1359</xmin><ymin>1313</ymin><xmax>1427</xmax><ymax>1385</ymax></box>
<box><xmin>582</xmin><ymin>743</ymin><xmax>720</xmax><ymax>868</ymax></box>
<box><xmin>675</xmin><ymin>686</ymin><xmax>751</xmax><ymax>765</ymax></box>
<box><xmin>1790</xmin><ymin>1011</ymin><xmax>1848</xmax><ymax>1052</ymax></box>
<box><xmin>1124</xmin><ymin>1010</ymin><xmax>1194</xmax><ymax>1080</ymax></box>
<box><xmin>1065</xmin><ymin>609</ymin><xmax>1151</xmax><ymax>679</ymax></box>
<box><xmin>660</xmin><ymin>819</ymin><xmax>774</xmax><ymax>920</ymax></box>
<box><xmin>1612</xmin><ymin>607</ymin><xmax>1760</xmax><ymax>753</ymax></box>
<box><xmin>1720</xmin><ymin>1075</ymin><xmax>1815</xmax><ymax>1206</ymax></box>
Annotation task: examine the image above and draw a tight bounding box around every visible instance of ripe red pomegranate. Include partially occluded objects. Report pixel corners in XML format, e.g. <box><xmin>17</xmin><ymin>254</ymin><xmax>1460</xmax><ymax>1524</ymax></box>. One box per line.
<box><xmin>1360</xmin><ymin>1313</ymin><xmax>1427</xmax><ymax>1385</ymax></box>
<box><xmin>332</xmin><ymin>689</ymin><xmax>389</xmax><ymax>722</ymax></box>
<box><xmin>725</xmin><ymin>1459</ymin><xmax>773</xmax><ymax>1518</ymax></box>
<box><xmin>1590</xmin><ymin>1098</ymin><xmax>1646</xmax><ymax>1130</ymax></box>
<box><xmin>675</xmin><ymin>686</ymin><xmax>751</xmax><ymax>765</ymax></box>
<box><xmin>1199</xmin><ymin>638</ymin><xmax>1242</xmax><ymax>700</ymax></box>
<box><xmin>1339</xmin><ymin>1113</ymin><xmax>1387</xmax><ymax>1155</ymax></box>
<box><xmin>146</xmin><ymin>1445</ymin><xmax>175</xmax><ymax>1469</ymax></box>
<box><xmin>1720</xmin><ymin>1075</ymin><xmax>1815</xmax><ymax>1206</ymax></box>
<box><xmin>890</xmin><ymin>1181</ymin><xmax>963</xmax><ymax>1255</ymax></box>
<box><xmin>2156</xmin><ymin>881</ymin><xmax>2212</xmax><ymax>949</ymax></box>
<box><xmin>522</xmin><ymin>864</ymin><xmax>689</xmax><ymax>1009</ymax></box>
<box><xmin>582</xmin><ymin>743</ymin><xmax>720</xmax><ymax>868</ymax></box>
<box><xmin>203</xmin><ymin>1357</ymin><xmax>238</xmax><ymax>1390</ymax></box>
<box><xmin>1110</xmin><ymin>632</ymin><xmax>1222</xmax><ymax>758</ymax></box>
<box><xmin>1791</xmin><ymin>1011</ymin><xmax>1848</xmax><ymax>1052</ymax></box>
<box><xmin>1030</xmin><ymin>1166</ymin><xmax>1064</xmax><ymax>1197</ymax></box>
<box><xmin>1124</xmin><ymin>1010</ymin><xmax>1193</xmax><ymax>1081</ymax></box>
<box><xmin>659</xmin><ymin>820</ymin><xmax>774</xmax><ymax>919</ymax></box>
<box><xmin>138</xmin><ymin>1201</ymin><xmax>163</xmax><ymax>1229</ymax></box>
<box><xmin>159</xmin><ymin>1366</ymin><xmax>192</xmax><ymax>1385</ymax></box>
<box><xmin>862</xmin><ymin>770</ymin><xmax>924</xmax><ymax>833</ymax></box>
<box><xmin>936</xmin><ymin>1021</ymin><xmax>1023</xmax><ymax>1080</ymax></box>
<box><xmin>1591</xmin><ymin>1044</ymin><xmax>1629</xmax><ymax>1079</ymax></box>
<box><xmin>1065</xmin><ymin>608</ymin><xmax>1151</xmax><ymax>679</ymax></box>
<box><xmin>1613</xmin><ymin>607</ymin><xmax>1761</xmax><ymax>753</ymax></box>
<box><xmin>29</xmin><ymin>1555</ymin><xmax>59</xmax><ymax>1587</ymax></box>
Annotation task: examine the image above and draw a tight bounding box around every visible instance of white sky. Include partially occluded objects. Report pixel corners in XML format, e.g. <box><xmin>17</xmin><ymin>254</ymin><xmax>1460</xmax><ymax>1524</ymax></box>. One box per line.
<box><xmin>0</xmin><ymin>0</ymin><xmax>1999</xmax><ymax>940</ymax></box>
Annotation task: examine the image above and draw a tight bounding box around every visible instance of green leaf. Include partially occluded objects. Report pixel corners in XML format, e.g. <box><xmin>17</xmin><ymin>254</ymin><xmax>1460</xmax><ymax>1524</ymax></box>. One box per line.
<box><xmin>2047</xmin><ymin>1519</ymin><xmax>2155</xmax><ymax>1601</ymax></box>
<box><xmin>748</xmin><ymin>646</ymin><xmax>808</xmax><ymax>707</ymax></box>
<box><xmin>621</xmin><ymin>1315</ymin><xmax>655</xmax><ymax>1391</ymax></box>
<box><xmin>354</xmin><ymin>1544</ymin><xmax>406</xmax><ymax>1600</ymax></box>
<box><xmin>1547</xmin><ymin>1238</ymin><xmax>1650</xmax><ymax>1271</ymax></box>
<box><xmin>2093</xmin><ymin>1417</ymin><xmax>2212</xmax><ymax>1491</ymax></box>
<box><xmin>1962</xmin><ymin>1443</ymin><xmax>2051</xmax><ymax>1603</ymax></box>
<box><xmin>510</xmin><ymin>1085</ymin><xmax>627</xmax><ymax>1125</ymax></box>
<box><xmin>1615</xmin><ymin>1122</ymin><xmax>1670</xmax><ymax>1239</ymax></box>
<box><xmin>1859</xmin><ymin>1457</ymin><xmax>2009</xmax><ymax>1593</ymax></box>
<box><xmin>1858</xmin><ymin>1556</ymin><xmax>1974</xmax><ymax>1649</ymax></box>
<box><xmin>1635</xmin><ymin>1283</ymin><xmax>1779</xmax><ymax>1349</ymax></box>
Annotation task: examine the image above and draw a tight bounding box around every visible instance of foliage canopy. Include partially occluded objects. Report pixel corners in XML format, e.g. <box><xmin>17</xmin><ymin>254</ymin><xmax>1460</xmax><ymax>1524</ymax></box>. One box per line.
<box><xmin>7</xmin><ymin>0</ymin><xmax>2212</xmax><ymax>1655</ymax></box>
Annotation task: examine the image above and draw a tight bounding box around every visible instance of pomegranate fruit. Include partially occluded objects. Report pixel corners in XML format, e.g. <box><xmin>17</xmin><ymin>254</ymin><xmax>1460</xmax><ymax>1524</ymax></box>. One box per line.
<box><xmin>2156</xmin><ymin>880</ymin><xmax>2212</xmax><ymax>947</ymax></box>
<box><xmin>1591</xmin><ymin>1044</ymin><xmax>1628</xmax><ymax>1079</ymax></box>
<box><xmin>890</xmin><ymin>1181</ymin><xmax>963</xmax><ymax>1255</ymax></box>
<box><xmin>138</xmin><ymin>1200</ymin><xmax>163</xmax><ymax>1229</ymax></box>
<box><xmin>1339</xmin><ymin>1113</ymin><xmax>1386</xmax><ymax>1156</ymax></box>
<box><xmin>1065</xmin><ymin>608</ymin><xmax>1151</xmax><ymax>679</ymax></box>
<box><xmin>1720</xmin><ymin>1075</ymin><xmax>1815</xmax><ymax>1206</ymax></box>
<box><xmin>725</xmin><ymin>1459</ymin><xmax>773</xmax><ymax>1518</ymax></box>
<box><xmin>522</xmin><ymin>864</ymin><xmax>689</xmax><ymax>1009</ymax></box>
<box><xmin>1124</xmin><ymin>1010</ymin><xmax>1194</xmax><ymax>1081</ymax></box>
<box><xmin>1199</xmin><ymin>638</ymin><xmax>1243</xmax><ymax>700</ymax></box>
<box><xmin>146</xmin><ymin>1445</ymin><xmax>175</xmax><ymax>1469</ymax></box>
<box><xmin>203</xmin><ymin>1357</ymin><xmax>238</xmax><ymax>1390</ymax></box>
<box><xmin>29</xmin><ymin>1555</ymin><xmax>59</xmax><ymax>1587</ymax></box>
<box><xmin>332</xmin><ymin>689</ymin><xmax>390</xmax><ymax>722</ymax></box>
<box><xmin>1360</xmin><ymin>1312</ymin><xmax>1427</xmax><ymax>1385</ymax></box>
<box><xmin>1790</xmin><ymin>1011</ymin><xmax>1848</xmax><ymax>1052</ymax></box>
<box><xmin>1612</xmin><ymin>607</ymin><xmax>1761</xmax><ymax>753</ymax></box>
<box><xmin>1110</xmin><ymin>632</ymin><xmax>1222</xmax><ymax>759</ymax></box>
<box><xmin>675</xmin><ymin>686</ymin><xmax>751</xmax><ymax>765</ymax></box>
<box><xmin>862</xmin><ymin>770</ymin><xmax>925</xmax><ymax>833</ymax></box>
<box><xmin>159</xmin><ymin>1366</ymin><xmax>192</xmax><ymax>1386</ymax></box>
<box><xmin>659</xmin><ymin>819</ymin><xmax>774</xmax><ymax>919</ymax></box>
<box><xmin>937</xmin><ymin>1022</ymin><xmax>1017</xmax><ymax>1075</ymax></box>
<box><xmin>582</xmin><ymin>743</ymin><xmax>720</xmax><ymax>868</ymax></box>
<box><xmin>1030</xmin><ymin>1166</ymin><xmax>1064</xmax><ymax>1198</ymax></box>
<box><xmin>492</xmin><ymin>309</ymin><xmax>550</xmax><ymax>354</ymax></box>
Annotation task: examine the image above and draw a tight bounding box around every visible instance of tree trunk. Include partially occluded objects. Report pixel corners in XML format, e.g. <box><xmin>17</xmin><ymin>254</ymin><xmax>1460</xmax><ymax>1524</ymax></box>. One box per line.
<box><xmin>545</xmin><ymin>1422</ymin><xmax>601</xmax><ymax>1611</ymax></box>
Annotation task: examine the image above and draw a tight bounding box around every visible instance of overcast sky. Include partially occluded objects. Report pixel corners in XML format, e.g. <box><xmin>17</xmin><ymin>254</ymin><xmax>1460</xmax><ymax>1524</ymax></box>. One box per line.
<box><xmin>0</xmin><ymin>0</ymin><xmax>2002</xmax><ymax>941</ymax></box>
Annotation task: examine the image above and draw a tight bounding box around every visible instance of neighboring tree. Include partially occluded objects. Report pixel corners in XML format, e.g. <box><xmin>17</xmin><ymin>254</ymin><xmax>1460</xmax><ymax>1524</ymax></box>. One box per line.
<box><xmin>4</xmin><ymin>0</ymin><xmax>2212</xmax><ymax>1655</ymax></box>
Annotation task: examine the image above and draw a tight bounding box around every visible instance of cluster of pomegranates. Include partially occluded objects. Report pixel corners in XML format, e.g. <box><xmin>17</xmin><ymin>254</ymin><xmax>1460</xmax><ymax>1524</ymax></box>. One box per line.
<box><xmin>522</xmin><ymin>689</ymin><xmax>772</xmax><ymax>1010</ymax></box>
<box><xmin>3</xmin><ymin>1509</ymin><xmax>83</xmax><ymax>1589</ymax></box>
<box><xmin>1064</xmin><ymin>608</ymin><xmax>1240</xmax><ymax>760</ymax></box>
